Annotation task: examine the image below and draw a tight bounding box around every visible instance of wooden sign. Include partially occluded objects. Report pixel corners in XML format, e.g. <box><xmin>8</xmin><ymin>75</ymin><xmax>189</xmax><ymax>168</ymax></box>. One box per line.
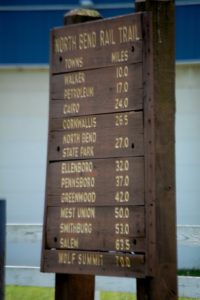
<box><xmin>46</xmin><ymin>157</ymin><xmax>144</xmax><ymax>206</ymax></box>
<box><xmin>41</xmin><ymin>12</ymin><xmax>155</xmax><ymax>278</ymax></box>
<box><xmin>49</xmin><ymin>112</ymin><xmax>144</xmax><ymax>161</ymax></box>
<box><xmin>51</xmin><ymin>13</ymin><xmax>143</xmax><ymax>73</ymax></box>
<box><xmin>50</xmin><ymin>64</ymin><xmax>143</xmax><ymax>117</ymax></box>
<box><xmin>46</xmin><ymin>205</ymin><xmax>145</xmax><ymax>251</ymax></box>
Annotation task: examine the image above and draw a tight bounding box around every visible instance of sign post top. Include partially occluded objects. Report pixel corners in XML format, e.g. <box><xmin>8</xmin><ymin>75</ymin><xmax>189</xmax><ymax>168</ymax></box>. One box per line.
<box><xmin>64</xmin><ymin>8</ymin><xmax>102</xmax><ymax>25</ymax></box>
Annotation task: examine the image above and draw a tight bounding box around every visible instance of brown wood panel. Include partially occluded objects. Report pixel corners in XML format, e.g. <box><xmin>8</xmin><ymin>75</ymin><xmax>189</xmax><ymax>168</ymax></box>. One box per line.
<box><xmin>51</xmin><ymin>63</ymin><xmax>142</xmax><ymax>100</ymax></box>
<box><xmin>51</xmin><ymin>13</ymin><xmax>143</xmax><ymax>73</ymax></box>
<box><xmin>47</xmin><ymin>157</ymin><xmax>144</xmax><ymax>206</ymax></box>
<box><xmin>47</xmin><ymin>235</ymin><xmax>145</xmax><ymax>253</ymax></box>
<box><xmin>43</xmin><ymin>250</ymin><xmax>145</xmax><ymax>277</ymax></box>
<box><xmin>50</xmin><ymin>89</ymin><xmax>143</xmax><ymax>118</ymax></box>
<box><xmin>48</xmin><ymin>111</ymin><xmax>144</xmax><ymax>161</ymax></box>
<box><xmin>46</xmin><ymin>205</ymin><xmax>145</xmax><ymax>251</ymax></box>
<box><xmin>50</xmin><ymin>63</ymin><xmax>143</xmax><ymax>117</ymax></box>
<box><xmin>50</xmin><ymin>64</ymin><xmax>143</xmax><ymax>118</ymax></box>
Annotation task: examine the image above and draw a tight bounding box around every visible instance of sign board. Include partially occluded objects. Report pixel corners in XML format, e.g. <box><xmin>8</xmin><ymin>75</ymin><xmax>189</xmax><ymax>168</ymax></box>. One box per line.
<box><xmin>41</xmin><ymin>12</ymin><xmax>154</xmax><ymax>278</ymax></box>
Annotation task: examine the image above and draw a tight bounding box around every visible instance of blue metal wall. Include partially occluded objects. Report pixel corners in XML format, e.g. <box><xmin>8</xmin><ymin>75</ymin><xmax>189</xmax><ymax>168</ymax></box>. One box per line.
<box><xmin>176</xmin><ymin>4</ymin><xmax>200</xmax><ymax>61</ymax></box>
<box><xmin>0</xmin><ymin>1</ymin><xmax>200</xmax><ymax>64</ymax></box>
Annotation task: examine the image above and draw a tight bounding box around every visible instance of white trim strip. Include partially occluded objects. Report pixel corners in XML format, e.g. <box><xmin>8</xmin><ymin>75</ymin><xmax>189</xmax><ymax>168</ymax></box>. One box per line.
<box><xmin>0</xmin><ymin>61</ymin><xmax>200</xmax><ymax>71</ymax></box>
<box><xmin>6</xmin><ymin>223</ymin><xmax>200</xmax><ymax>246</ymax></box>
<box><xmin>5</xmin><ymin>266</ymin><xmax>200</xmax><ymax>298</ymax></box>
<box><xmin>176</xmin><ymin>60</ymin><xmax>200</xmax><ymax>65</ymax></box>
<box><xmin>0</xmin><ymin>65</ymin><xmax>49</xmax><ymax>71</ymax></box>
<box><xmin>176</xmin><ymin>1</ymin><xmax>200</xmax><ymax>5</ymax></box>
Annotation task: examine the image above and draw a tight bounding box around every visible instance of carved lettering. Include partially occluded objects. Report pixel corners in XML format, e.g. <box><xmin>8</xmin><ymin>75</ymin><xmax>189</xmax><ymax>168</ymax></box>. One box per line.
<box><xmin>65</xmin><ymin>57</ymin><xmax>83</xmax><ymax>70</ymax></box>
<box><xmin>58</xmin><ymin>252</ymin><xmax>76</xmax><ymax>264</ymax></box>
<box><xmin>115</xmin><ymin>238</ymin><xmax>131</xmax><ymax>251</ymax></box>
<box><xmin>115</xmin><ymin>255</ymin><xmax>131</xmax><ymax>268</ymax></box>
<box><xmin>60</xmin><ymin>207</ymin><xmax>76</xmax><ymax>218</ymax></box>
<box><xmin>115</xmin><ymin>207</ymin><xmax>130</xmax><ymax>218</ymax></box>
<box><xmin>61</xmin><ymin>176</ymin><xmax>95</xmax><ymax>188</ymax></box>
<box><xmin>62</xmin><ymin>132</ymin><xmax>97</xmax><ymax>146</ymax></box>
<box><xmin>115</xmin><ymin>191</ymin><xmax>130</xmax><ymax>203</ymax></box>
<box><xmin>54</xmin><ymin>36</ymin><xmax>77</xmax><ymax>53</ymax></box>
<box><xmin>115</xmin><ymin>137</ymin><xmax>129</xmax><ymax>149</ymax></box>
<box><xmin>61</xmin><ymin>192</ymin><xmax>96</xmax><ymax>203</ymax></box>
<box><xmin>115</xmin><ymin>159</ymin><xmax>129</xmax><ymax>172</ymax></box>
<box><xmin>60</xmin><ymin>237</ymin><xmax>79</xmax><ymax>249</ymax></box>
<box><xmin>62</xmin><ymin>133</ymin><xmax>81</xmax><ymax>144</ymax></box>
<box><xmin>79</xmin><ymin>32</ymin><xmax>97</xmax><ymax>50</ymax></box>
<box><xmin>60</xmin><ymin>207</ymin><xmax>95</xmax><ymax>218</ymax></box>
<box><xmin>61</xmin><ymin>161</ymin><xmax>93</xmax><ymax>174</ymax></box>
<box><xmin>63</xmin><ymin>117</ymin><xmax>96</xmax><ymax>130</ymax></box>
<box><xmin>62</xmin><ymin>147</ymin><xmax>79</xmax><ymax>158</ymax></box>
<box><xmin>81</xmin><ymin>132</ymin><xmax>96</xmax><ymax>144</ymax></box>
<box><xmin>111</xmin><ymin>50</ymin><xmax>128</xmax><ymax>63</ymax></box>
<box><xmin>115</xmin><ymin>223</ymin><xmax>130</xmax><ymax>235</ymax></box>
<box><xmin>115</xmin><ymin>97</ymin><xmax>129</xmax><ymax>110</ymax></box>
<box><xmin>63</xmin><ymin>103</ymin><xmax>80</xmax><ymax>114</ymax></box>
<box><xmin>99</xmin><ymin>29</ymin><xmax>116</xmax><ymax>46</ymax></box>
<box><xmin>118</xmin><ymin>25</ymin><xmax>140</xmax><ymax>43</ymax></box>
<box><xmin>64</xmin><ymin>86</ymin><xmax>94</xmax><ymax>100</ymax></box>
<box><xmin>78</xmin><ymin>253</ymin><xmax>103</xmax><ymax>266</ymax></box>
<box><xmin>80</xmin><ymin>146</ymin><xmax>94</xmax><ymax>157</ymax></box>
<box><xmin>60</xmin><ymin>222</ymin><xmax>92</xmax><ymax>234</ymax></box>
<box><xmin>62</xmin><ymin>146</ymin><xmax>95</xmax><ymax>158</ymax></box>
<box><xmin>116</xmin><ymin>66</ymin><xmax>128</xmax><ymax>78</ymax></box>
<box><xmin>115</xmin><ymin>114</ymin><xmax>128</xmax><ymax>126</ymax></box>
<box><xmin>64</xmin><ymin>72</ymin><xmax>85</xmax><ymax>85</ymax></box>
<box><xmin>77</xmin><ymin>207</ymin><xmax>95</xmax><ymax>219</ymax></box>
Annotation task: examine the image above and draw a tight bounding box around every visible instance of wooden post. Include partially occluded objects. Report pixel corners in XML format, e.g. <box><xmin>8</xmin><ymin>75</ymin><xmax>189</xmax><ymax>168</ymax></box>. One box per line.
<box><xmin>54</xmin><ymin>8</ymin><xmax>103</xmax><ymax>300</ymax></box>
<box><xmin>0</xmin><ymin>200</ymin><xmax>6</xmax><ymax>300</ymax></box>
<box><xmin>55</xmin><ymin>274</ymin><xmax>95</xmax><ymax>300</ymax></box>
<box><xmin>135</xmin><ymin>1</ymin><xmax>178</xmax><ymax>299</ymax></box>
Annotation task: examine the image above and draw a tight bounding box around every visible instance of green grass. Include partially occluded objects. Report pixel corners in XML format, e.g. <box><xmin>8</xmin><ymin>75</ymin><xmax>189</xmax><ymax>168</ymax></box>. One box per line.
<box><xmin>178</xmin><ymin>269</ymin><xmax>200</xmax><ymax>277</ymax></box>
<box><xmin>5</xmin><ymin>286</ymin><xmax>54</xmax><ymax>300</ymax></box>
<box><xmin>101</xmin><ymin>291</ymin><xmax>136</xmax><ymax>300</ymax></box>
<box><xmin>101</xmin><ymin>292</ymin><xmax>200</xmax><ymax>300</ymax></box>
<box><xmin>5</xmin><ymin>286</ymin><xmax>200</xmax><ymax>300</ymax></box>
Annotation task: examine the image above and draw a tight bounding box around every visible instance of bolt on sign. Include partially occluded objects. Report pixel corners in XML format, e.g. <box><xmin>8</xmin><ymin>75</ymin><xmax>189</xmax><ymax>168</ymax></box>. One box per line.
<box><xmin>41</xmin><ymin>12</ymin><xmax>155</xmax><ymax>278</ymax></box>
